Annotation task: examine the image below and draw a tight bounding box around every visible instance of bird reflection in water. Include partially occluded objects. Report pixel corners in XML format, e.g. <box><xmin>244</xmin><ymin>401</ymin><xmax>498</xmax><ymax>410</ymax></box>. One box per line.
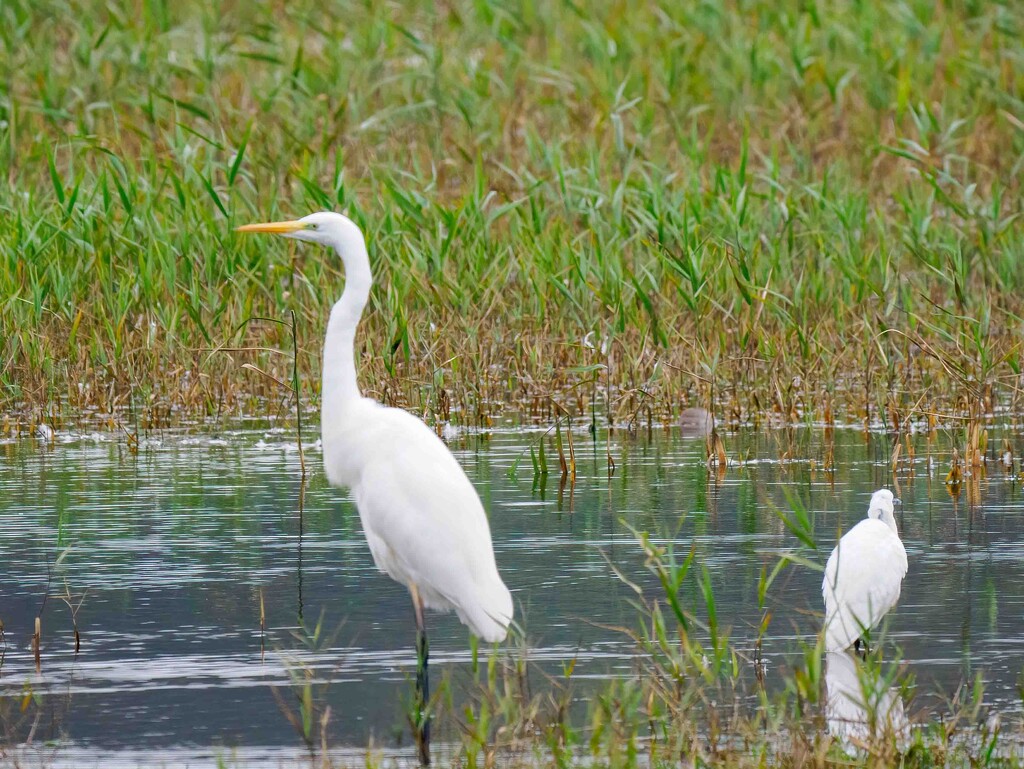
<box><xmin>825</xmin><ymin>650</ymin><xmax>909</xmax><ymax>749</ymax></box>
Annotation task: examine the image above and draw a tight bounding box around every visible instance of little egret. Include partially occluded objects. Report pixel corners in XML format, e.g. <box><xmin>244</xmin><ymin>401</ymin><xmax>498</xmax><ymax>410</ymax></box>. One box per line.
<box><xmin>237</xmin><ymin>212</ymin><xmax>513</xmax><ymax>765</ymax></box>
<box><xmin>822</xmin><ymin>489</ymin><xmax>907</xmax><ymax>653</ymax></box>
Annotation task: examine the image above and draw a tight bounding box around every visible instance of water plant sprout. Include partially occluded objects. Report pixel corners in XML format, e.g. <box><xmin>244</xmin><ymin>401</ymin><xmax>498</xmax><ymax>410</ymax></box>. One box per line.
<box><xmin>237</xmin><ymin>212</ymin><xmax>513</xmax><ymax>766</ymax></box>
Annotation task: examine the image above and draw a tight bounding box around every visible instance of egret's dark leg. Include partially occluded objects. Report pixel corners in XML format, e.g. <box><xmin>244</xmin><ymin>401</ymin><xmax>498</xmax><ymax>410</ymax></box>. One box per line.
<box><xmin>854</xmin><ymin>637</ymin><xmax>869</xmax><ymax>661</ymax></box>
<box><xmin>410</xmin><ymin>584</ymin><xmax>431</xmax><ymax>766</ymax></box>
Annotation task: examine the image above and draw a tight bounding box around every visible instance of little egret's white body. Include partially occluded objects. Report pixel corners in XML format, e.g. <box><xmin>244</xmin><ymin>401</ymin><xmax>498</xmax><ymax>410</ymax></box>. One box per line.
<box><xmin>822</xmin><ymin>489</ymin><xmax>907</xmax><ymax>653</ymax></box>
<box><xmin>238</xmin><ymin>211</ymin><xmax>512</xmax><ymax>764</ymax></box>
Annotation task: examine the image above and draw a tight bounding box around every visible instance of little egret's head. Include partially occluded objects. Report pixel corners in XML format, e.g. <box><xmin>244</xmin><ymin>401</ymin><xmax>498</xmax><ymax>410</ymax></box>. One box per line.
<box><xmin>236</xmin><ymin>211</ymin><xmax>366</xmax><ymax>256</ymax></box>
<box><xmin>866</xmin><ymin>489</ymin><xmax>901</xmax><ymax>530</ymax></box>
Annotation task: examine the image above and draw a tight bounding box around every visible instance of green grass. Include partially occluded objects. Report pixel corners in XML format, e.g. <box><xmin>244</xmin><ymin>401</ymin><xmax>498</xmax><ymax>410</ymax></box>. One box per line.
<box><xmin>2</xmin><ymin>5</ymin><xmax>1022</xmax><ymax>761</ymax></box>
<box><xmin>0</xmin><ymin>0</ymin><xmax>1021</xmax><ymax>429</ymax></box>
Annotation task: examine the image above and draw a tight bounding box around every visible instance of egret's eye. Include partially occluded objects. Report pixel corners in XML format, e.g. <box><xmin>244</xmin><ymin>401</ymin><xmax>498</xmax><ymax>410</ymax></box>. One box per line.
<box><xmin>308</xmin><ymin>223</ymin><xmax>319</xmax><ymax>230</ymax></box>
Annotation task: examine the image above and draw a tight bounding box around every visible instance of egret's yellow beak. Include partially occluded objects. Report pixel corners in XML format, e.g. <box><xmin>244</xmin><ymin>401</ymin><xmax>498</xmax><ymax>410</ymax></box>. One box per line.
<box><xmin>235</xmin><ymin>220</ymin><xmax>307</xmax><ymax>234</ymax></box>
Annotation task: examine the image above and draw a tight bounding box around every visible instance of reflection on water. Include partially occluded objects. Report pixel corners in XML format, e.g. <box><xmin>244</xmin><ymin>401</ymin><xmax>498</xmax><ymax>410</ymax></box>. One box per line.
<box><xmin>825</xmin><ymin>651</ymin><xmax>909</xmax><ymax>748</ymax></box>
<box><xmin>1</xmin><ymin>424</ymin><xmax>1023</xmax><ymax>759</ymax></box>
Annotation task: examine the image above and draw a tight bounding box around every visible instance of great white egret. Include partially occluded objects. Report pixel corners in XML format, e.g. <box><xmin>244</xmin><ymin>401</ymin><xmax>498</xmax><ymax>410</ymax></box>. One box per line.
<box><xmin>822</xmin><ymin>489</ymin><xmax>907</xmax><ymax>653</ymax></box>
<box><xmin>237</xmin><ymin>211</ymin><xmax>513</xmax><ymax>765</ymax></box>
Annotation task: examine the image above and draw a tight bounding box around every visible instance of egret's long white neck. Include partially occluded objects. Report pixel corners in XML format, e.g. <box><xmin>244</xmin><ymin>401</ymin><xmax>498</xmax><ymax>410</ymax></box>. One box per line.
<box><xmin>321</xmin><ymin>228</ymin><xmax>372</xmax><ymax>422</ymax></box>
<box><xmin>870</xmin><ymin>507</ymin><xmax>899</xmax><ymax>536</ymax></box>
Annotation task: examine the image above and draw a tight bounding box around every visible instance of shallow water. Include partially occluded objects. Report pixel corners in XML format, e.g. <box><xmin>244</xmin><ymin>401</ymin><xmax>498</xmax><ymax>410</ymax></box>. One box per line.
<box><xmin>1</xmin><ymin>423</ymin><xmax>1023</xmax><ymax>764</ymax></box>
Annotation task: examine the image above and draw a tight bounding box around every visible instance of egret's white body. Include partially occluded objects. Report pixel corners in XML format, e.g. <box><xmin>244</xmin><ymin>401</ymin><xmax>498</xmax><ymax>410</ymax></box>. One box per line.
<box><xmin>326</xmin><ymin>397</ymin><xmax>512</xmax><ymax>641</ymax></box>
<box><xmin>238</xmin><ymin>212</ymin><xmax>512</xmax><ymax>642</ymax></box>
<box><xmin>822</xmin><ymin>489</ymin><xmax>907</xmax><ymax>653</ymax></box>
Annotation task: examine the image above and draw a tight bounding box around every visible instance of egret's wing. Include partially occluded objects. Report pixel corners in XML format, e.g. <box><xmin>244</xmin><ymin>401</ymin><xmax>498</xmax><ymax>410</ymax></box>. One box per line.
<box><xmin>352</xmin><ymin>407</ymin><xmax>512</xmax><ymax>642</ymax></box>
<box><xmin>822</xmin><ymin>520</ymin><xmax>907</xmax><ymax>652</ymax></box>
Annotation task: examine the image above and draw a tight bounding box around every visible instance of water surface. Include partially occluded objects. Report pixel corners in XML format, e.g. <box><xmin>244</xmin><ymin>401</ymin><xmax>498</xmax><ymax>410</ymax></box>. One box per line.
<box><xmin>1</xmin><ymin>424</ymin><xmax>1022</xmax><ymax>763</ymax></box>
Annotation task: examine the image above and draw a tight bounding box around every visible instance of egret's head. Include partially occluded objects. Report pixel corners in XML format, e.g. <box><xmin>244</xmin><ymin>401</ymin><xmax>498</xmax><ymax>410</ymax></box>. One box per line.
<box><xmin>866</xmin><ymin>489</ymin><xmax>900</xmax><ymax>522</ymax></box>
<box><xmin>236</xmin><ymin>211</ymin><xmax>363</xmax><ymax>249</ymax></box>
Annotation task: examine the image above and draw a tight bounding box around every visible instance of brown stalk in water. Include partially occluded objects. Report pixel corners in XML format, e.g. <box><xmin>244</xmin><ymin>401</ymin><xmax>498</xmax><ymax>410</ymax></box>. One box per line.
<box><xmin>260</xmin><ymin>589</ymin><xmax>266</xmax><ymax>664</ymax></box>
<box><xmin>32</xmin><ymin>618</ymin><xmax>40</xmax><ymax>674</ymax></box>
<box><xmin>290</xmin><ymin>310</ymin><xmax>307</xmax><ymax>480</ymax></box>
<box><xmin>58</xmin><ymin>579</ymin><xmax>85</xmax><ymax>655</ymax></box>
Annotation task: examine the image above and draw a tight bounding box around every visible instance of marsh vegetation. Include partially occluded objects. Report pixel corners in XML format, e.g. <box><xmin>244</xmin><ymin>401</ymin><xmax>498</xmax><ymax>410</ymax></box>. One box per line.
<box><xmin>1</xmin><ymin>0</ymin><xmax>1023</xmax><ymax>766</ymax></box>
<box><xmin>1</xmin><ymin>0</ymin><xmax>1022</xmax><ymax>431</ymax></box>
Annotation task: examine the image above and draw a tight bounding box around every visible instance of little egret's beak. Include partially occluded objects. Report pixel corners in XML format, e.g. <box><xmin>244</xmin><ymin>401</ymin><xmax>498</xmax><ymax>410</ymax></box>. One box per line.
<box><xmin>235</xmin><ymin>220</ymin><xmax>306</xmax><ymax>234</ymax></box>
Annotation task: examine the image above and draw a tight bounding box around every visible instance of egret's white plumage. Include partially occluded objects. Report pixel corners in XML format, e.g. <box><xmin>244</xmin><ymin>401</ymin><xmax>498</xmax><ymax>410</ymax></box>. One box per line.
<box><xmin>331</xmin><ymin>398</ymin><xmax>512</xmax><ymax>641</ymax></box>
<box><xmin>822</xmin><ymin>489</ymin><xmax>907</xmax><ymax>653</ymax></box>
<box><xmin>237</xmin><ymin>212</ymin><xmax>512</xmax><ymax>642</ymax></box>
